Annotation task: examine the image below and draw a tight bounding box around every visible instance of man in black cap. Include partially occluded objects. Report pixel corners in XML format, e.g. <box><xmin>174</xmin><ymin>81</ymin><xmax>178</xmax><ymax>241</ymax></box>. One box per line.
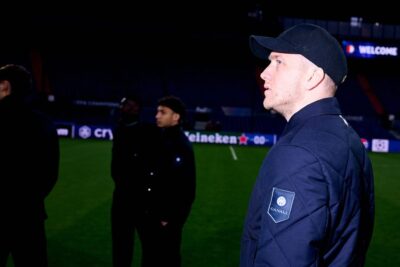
<box><xmin>0</xmin><ymin>64</ymin><xmax>59</xmax><ymax>267</ymax></box>
<box><xmin>240</xmin><ymin>24</ymin><xmax>374</xmax><ymax>266</ymax></box>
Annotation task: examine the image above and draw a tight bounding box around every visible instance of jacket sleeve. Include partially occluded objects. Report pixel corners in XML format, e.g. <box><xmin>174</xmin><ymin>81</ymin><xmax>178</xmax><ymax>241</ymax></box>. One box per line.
<box><xmin>111</xmin><ymin>127</ymin><xmax>124</xmax><ymax>184</ymax></box>
<box><xmin>36</xmin><ymin>115</ymin><xmax>60</xmax><ymax>199</ymax></box>
<box><xmin>241</xmin><ymin>144</ymin><xmax>329</xmax><ymax>266</ymax></box>
<box><xmin>177</xmin><ymin>143</ymin><xmax>196</xmax><ymax>221</ymax></box>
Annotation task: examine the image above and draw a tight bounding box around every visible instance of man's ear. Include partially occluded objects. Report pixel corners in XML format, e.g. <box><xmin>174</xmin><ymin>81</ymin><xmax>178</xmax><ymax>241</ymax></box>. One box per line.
<box><xmin>0</xmin><ymin>80</ymin><xmax>11</xmax><ymax>99</ymax></box>
<box><xmin>306</xmin><ymin>67</ymin><xmax>325</xmax><ymax>90</ymax></box>
<box><xmin>173</xmin><ymin>112</ymin><xmax>181</xmax><ymax>124</ymax></box>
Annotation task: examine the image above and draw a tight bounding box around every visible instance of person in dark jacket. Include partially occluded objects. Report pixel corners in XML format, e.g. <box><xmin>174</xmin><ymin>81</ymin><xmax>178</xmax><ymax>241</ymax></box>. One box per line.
<box><xmin>111</xmin><ymin>95</ymin><xmax>196</xmax><ymax>267</ymax></box>
<box><xmin>240</xmin><ymin>24</ymin><xmax>375</xmax><ymax>266</ymax></box>
<box><xmin>0</xmin><ymin>64</ymin><xmax>59</xmax><ymax>267</ymax></box>
<box><xmin>152</xmin><ymin>95</ymin><xmax>196</xmax><ymax>267</ymax></box>
<box><xmin>111</xmin><ymin>95</ymin><xmax>157</xmax><ymax>267</ymax></box>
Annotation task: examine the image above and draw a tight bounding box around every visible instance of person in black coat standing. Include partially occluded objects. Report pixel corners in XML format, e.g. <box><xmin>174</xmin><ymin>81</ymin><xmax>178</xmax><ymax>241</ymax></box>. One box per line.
<box><xmin>111</xmin><ymin>95</ymin><xmax>158</xmax><ymax>267</ymax></box>
<box><xmin>0</xmin><ymin>64</ymin><xmax>60</xmax><ymax>267</ymax></box>
<box><xmin>152</xmin><ymin>95</ymin><xmax>196</xmax><ymax>267</ymax></box>
<box><xmin>111</xmin><ymin>95</ymin><xmax>196</xmax><ymax>267</ymax></box>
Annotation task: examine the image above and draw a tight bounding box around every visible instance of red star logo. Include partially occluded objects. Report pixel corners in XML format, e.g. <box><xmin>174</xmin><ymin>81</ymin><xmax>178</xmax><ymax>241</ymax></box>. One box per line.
<box><xmin>238</xmin><ymin>133</ymin><xmax>248</xmax><ymax>145</ymax></box>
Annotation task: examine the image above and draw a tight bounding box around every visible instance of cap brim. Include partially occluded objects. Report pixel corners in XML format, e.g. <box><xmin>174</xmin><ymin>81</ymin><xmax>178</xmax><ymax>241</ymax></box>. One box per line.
<box><xmin>249</xmin><ymin>35</ymin><xmax>299</xmax><ymax>59</ymax></box>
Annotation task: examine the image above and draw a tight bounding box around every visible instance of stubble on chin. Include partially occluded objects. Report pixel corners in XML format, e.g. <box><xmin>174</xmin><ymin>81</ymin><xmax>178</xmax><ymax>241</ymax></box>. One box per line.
<box><xmin>263</xmin><ymin>98</ymin><xmax>272</xmax><ymax>110</ymax></box>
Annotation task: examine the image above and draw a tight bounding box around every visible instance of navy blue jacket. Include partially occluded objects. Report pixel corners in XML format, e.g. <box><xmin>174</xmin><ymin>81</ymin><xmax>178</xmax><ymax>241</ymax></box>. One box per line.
<box><xmin>240</xmin><ymin>97</ymin><xmax>374</xmax><ymax>266</ymax></box>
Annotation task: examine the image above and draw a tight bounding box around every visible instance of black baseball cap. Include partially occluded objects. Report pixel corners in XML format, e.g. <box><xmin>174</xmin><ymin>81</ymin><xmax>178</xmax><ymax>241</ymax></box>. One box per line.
<box><xmin>249</xmin><ymin>23</ymin><xmax>347</xmax><ymax>85</ymax></box>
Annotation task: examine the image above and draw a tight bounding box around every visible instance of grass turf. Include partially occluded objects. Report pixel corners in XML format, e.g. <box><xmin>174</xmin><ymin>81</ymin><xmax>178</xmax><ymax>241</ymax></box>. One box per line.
<box><xmin>6</xmin><ymin>138</ymin><xmax>400</xmax><ymax>266</ymax></box>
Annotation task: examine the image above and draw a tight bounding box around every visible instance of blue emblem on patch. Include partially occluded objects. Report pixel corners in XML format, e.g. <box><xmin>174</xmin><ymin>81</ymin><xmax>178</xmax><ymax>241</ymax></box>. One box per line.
<box><xmin>267</xmin><ymin>187</ymin><xmax>295</xmax><ymax>223</ymax></box>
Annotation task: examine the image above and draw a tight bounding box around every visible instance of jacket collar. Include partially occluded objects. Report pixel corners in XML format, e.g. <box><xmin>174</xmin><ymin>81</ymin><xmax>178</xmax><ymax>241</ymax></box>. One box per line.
<box><xmin>281</xmin><ymin>97</ymin><xmax>342</xmax><ymax>136</ymax></box>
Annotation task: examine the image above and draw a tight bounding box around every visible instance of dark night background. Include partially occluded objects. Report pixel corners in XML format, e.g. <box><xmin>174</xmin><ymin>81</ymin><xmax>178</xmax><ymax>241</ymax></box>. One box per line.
<box><xmin>2</xmin><ymin>3</ymin><xmax>400</xmax><ymax>135</ymax></box>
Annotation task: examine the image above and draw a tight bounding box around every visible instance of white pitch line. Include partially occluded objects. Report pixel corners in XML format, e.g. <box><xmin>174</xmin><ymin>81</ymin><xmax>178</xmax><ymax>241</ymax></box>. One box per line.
<box><xmin>229</xmin><ymin>145</ymin><xmax>238</xmax><ymax>160</ymax></box>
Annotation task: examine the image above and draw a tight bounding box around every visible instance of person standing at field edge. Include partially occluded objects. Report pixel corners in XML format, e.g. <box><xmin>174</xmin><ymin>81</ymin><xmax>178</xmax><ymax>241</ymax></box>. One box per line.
<box><xmin>152</xmin><ymin>95</ymin><xmax>196</xmax><ymax>267</ymax></box>
<box><xmin>111</xmin><ymin>94</ymin><xmax>158</xmax><ymax>267</ymax></box>
<box><xmin>240</xmin><ymin>23</ymin><xmax>375</xmax><ymax>266</ymax></box>
<box><xmin>111</xmin><ymin>94</ymin><xmax>196</xmax><ymax>267</ymax></box>
<box><xmin>0</xmin><ymin>64</ymin><xmax>60</xmax><ymax>267</ymax></box>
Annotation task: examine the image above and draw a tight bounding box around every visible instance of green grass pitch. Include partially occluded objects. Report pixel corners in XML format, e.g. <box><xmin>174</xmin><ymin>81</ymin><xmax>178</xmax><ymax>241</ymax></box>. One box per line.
<box><xmin>6</xmin><ymin>138</ymin><xmax>400</xmax><ymax>266</ymax></box>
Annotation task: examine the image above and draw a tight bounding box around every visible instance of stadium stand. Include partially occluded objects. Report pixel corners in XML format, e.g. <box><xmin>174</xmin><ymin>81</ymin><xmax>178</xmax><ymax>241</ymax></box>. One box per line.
<box><xmin>2</xmin><ymin>14</ymin><xmax>400</xmax><ymax>140</ymax></box>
